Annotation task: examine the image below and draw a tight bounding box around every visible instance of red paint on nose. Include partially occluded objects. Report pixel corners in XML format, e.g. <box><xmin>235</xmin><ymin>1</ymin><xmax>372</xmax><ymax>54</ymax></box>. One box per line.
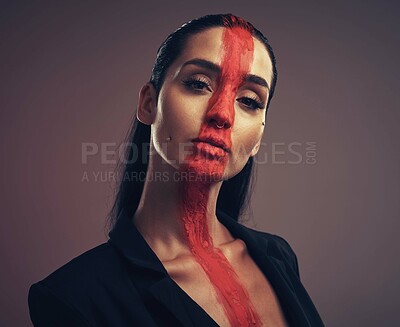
<box><xmin>179</xmin><ymin>16</ymin><xmax>263</xmax><ymax>326</ymax></box>
<box><xmin>204</xmin><ymin>24</ymin><xmax>255</xmax><ymax>137</ymax></box>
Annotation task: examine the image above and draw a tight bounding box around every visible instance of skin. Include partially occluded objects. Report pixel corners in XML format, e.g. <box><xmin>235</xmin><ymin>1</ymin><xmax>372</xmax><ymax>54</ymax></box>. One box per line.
<box><xmin>134</xmin><ymin>27</ymin><xmax>286</xmax><ymax>326</ymax></box>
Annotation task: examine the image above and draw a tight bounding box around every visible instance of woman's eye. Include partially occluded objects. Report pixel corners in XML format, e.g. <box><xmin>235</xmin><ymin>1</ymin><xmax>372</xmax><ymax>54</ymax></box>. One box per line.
<box><xmin>182</xmin><ymin>78</ymin><xmax>212</xmax><ymax>92</ymax></box>
<box><xmin>237</xmin><ymin>97</ymin><xmax>264</xmax><ymax>110</ymax></box>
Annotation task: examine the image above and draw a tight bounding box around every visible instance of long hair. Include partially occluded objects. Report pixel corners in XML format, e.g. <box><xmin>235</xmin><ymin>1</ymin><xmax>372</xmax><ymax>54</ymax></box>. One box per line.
<box><xmin>107</xmin><ymin>14</ymin><xmax>278</xmax><ymax>229</ymax></box>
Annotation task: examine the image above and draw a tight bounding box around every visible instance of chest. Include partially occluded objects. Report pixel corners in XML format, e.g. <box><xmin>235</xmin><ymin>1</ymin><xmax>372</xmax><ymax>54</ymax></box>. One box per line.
<box><xmin>163</xmin><ymin>249</ymin><xmax>288</xmax><ymax>327</ymax></box>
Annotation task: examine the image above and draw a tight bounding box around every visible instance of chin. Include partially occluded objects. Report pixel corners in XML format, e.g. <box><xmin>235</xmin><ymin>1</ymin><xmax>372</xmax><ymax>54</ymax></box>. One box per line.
<box><xmin>179</xmin><ymin>159</ymin><xmax>226</xmax><ymax>183</ymax></box>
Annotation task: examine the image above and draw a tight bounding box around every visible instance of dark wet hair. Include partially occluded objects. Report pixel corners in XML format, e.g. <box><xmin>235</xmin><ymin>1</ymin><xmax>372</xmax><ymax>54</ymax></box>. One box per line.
<box><xmin>107</xmin><ymin>14</ymin><xmax>278</xmax><ymax>228</ymax></box>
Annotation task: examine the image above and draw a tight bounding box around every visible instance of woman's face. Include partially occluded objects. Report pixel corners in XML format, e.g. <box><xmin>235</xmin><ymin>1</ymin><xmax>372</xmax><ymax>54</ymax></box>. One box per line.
<box><xmin>150</xmin><ymin>26</ymin><xmax>273</xmax><ymax>180</ymax></box>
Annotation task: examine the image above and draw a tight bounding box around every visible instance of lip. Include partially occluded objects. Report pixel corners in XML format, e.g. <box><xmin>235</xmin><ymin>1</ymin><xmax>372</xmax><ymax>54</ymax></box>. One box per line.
<box><xmin>192</xmin><ymin>137</ymin><xmax>231</xmax><ymax>153</ymax></box>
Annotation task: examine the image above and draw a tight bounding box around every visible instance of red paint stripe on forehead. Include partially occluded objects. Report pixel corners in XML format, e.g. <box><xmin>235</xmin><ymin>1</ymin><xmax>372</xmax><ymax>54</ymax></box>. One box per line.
<box><xmin>219</xmin><ymin>25</ymin><xmax>254</xmax><ymax>89</ymax></box>
<box><xmin>223</xmin><ymin>14</ymin><xmax>255</xmax><ymax>33</ymax></box>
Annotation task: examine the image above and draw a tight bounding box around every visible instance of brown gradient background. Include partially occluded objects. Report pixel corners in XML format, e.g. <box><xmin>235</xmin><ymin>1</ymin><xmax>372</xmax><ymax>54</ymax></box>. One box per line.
<box><xmin>1</xmin><ymin>0</ymin><xmax>399</xmax><ymax>326</ymax></box>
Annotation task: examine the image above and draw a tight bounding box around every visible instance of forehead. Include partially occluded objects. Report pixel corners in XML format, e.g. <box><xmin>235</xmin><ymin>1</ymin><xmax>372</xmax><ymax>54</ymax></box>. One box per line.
<box><xmin>175</xmin><ymin>27</ymin><xmax>273</xmax><ymax>85</ymax></box>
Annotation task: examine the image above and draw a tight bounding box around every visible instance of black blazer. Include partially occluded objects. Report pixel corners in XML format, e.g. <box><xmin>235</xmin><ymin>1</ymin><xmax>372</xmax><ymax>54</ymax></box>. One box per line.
<box><xmin>28</xmin><ymin>209</ymin><xmax>325</xmax><ymax>326</ymax></box>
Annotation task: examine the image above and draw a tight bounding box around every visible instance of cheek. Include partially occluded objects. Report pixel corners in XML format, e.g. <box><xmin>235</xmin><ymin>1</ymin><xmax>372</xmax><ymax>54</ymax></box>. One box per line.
<box><xmin>153</xmin><ymin>88</ymin><xmax>205</xmax><ymax>153</ymax></box>
<box><xmin>232</xmin><ymin>117</ymin><xmax>264</xmax><ymax>156</ymax></box>
<box><xmin>225</xmin><ymin>125</ymin><xmax>262</xmax><ymax>178</ymax></box>
<box><xmin>157</xmin><ymin>88</ymin><xmax>207</xmax><ymax>138</ymax></box>
<box><xmin>155</xmin><ymin>92</ymin><xmax>183</xmax><ymax>136</ymax></box>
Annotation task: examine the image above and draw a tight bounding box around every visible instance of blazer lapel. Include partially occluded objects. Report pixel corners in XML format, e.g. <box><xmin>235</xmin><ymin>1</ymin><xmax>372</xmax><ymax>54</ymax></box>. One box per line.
<box><xmin>216</xmin><ymin>210</ymin><xmax>314</xmax><ymax>326</ymax></box>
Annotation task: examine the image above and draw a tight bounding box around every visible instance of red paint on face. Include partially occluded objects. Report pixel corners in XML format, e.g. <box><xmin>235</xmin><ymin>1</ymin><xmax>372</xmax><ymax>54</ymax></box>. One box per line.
<box><xmin>179</xmin><ymin>17</ymin><xmax>263</xmax><ymax>326</ymax></box>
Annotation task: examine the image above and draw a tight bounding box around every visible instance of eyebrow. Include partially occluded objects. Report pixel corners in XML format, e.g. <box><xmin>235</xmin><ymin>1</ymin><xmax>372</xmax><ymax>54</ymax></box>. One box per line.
<box><xmin>182</xmin><ymin>58</ymin><xmax>270</xmax><ymax>90</ymax></box>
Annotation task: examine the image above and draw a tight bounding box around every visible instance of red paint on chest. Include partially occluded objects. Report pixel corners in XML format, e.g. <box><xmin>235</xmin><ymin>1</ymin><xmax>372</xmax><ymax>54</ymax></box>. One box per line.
<box><xmin>179</xmin><ymin>17</ymin><xmax>263</xmax><ymax>326</ymax></box>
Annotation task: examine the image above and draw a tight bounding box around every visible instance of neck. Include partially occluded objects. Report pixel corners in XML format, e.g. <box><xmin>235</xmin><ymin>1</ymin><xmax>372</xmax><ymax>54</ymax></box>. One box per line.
<box><xmin>132</xmin><ymin>154</ymin><xmax>235</xmax><ymax>261</ymax></box>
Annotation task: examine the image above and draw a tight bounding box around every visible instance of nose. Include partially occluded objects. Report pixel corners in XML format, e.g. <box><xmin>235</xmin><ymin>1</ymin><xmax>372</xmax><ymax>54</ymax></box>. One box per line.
<box><xmin>205</xmin><ymin>88</ymin><xmax>234</xmax><ymax>130</ymax></box>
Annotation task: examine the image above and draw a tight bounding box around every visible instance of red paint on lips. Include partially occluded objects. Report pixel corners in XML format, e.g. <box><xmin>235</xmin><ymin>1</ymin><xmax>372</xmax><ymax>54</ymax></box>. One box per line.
<box><xmin>193</xmin><ymin>142</ymin><xmax>227</xmax><ymax>159</ymax></box>
<box><xmin>192</xmin><ymin>136</ymin><xmax>231</xmax><ymax>152</ymax></box>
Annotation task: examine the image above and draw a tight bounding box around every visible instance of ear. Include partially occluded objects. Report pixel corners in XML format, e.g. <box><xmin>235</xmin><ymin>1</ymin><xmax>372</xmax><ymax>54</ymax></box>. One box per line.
<box><xmin>137</xmin><ymin>83</ymin><xmax>157</xmax><ymax>125</ymax></box>
<box><xmin>250</xmin><ymin>139</ymin><xmax>261</xmax><ymax>157</ymax></box>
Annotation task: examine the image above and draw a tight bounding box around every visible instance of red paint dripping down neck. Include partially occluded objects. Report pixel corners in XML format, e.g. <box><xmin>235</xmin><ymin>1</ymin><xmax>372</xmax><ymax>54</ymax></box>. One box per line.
<box><xmin>178</xmin><ymin>23</ymin><xmax>262</xmax><ymax>326</ymax></box>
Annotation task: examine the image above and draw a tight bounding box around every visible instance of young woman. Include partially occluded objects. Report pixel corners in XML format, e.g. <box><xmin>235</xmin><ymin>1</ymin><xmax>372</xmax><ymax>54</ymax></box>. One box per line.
<box><xmin>29</xmin><ymin>14</ymin><xmax>325</xmax><ymax>327</ymax></box>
